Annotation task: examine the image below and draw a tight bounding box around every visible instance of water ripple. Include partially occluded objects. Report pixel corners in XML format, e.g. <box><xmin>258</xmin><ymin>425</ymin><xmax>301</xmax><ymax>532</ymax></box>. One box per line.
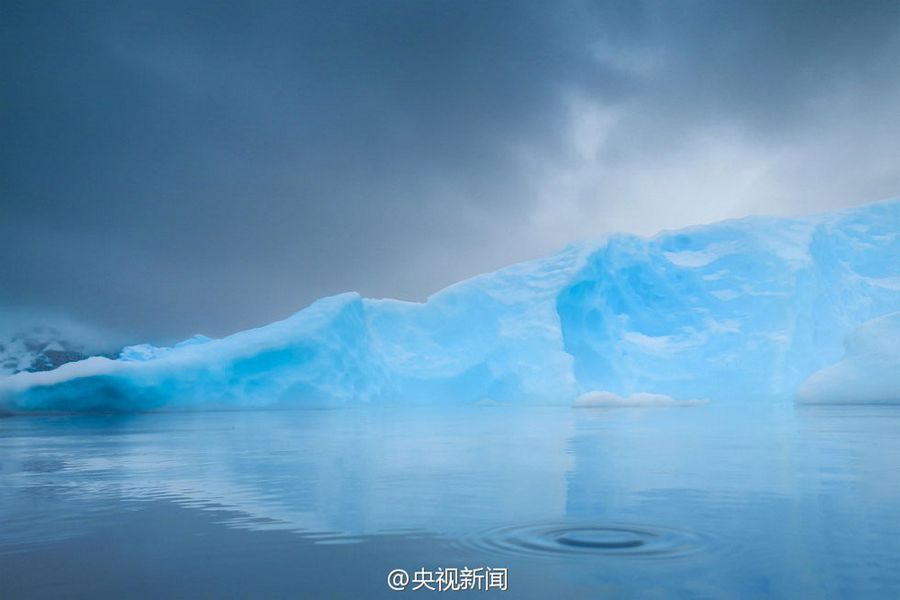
<box><xmin>463</xmin><ymin>521</ymin><xmax>705</xmax><ymax>559</ymax></box>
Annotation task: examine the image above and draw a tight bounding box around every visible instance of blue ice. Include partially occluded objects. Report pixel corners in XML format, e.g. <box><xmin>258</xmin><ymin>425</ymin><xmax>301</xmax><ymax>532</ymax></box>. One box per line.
<box><xmin>2</xmin><ymin>199</ymin><xmax>898</xmax><ymax>413</ymax></box>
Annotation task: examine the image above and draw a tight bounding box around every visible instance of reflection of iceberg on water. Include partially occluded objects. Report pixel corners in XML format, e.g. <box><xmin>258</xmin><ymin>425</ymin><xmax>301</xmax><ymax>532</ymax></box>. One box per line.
<box><xmin>1</xmin><ymin>199</ymin><xmax>898</xmax><ymax>413</ymax></box>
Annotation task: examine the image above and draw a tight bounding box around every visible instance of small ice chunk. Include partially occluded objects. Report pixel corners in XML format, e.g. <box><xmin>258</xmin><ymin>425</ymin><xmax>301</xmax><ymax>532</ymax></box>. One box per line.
<box><xmin>797</xmin><ymin>312</ymin><xmax>900</xmax><ymax>404</ymax></box>
<box><xmin>574</xmin><ymin>390</ymin><xmax>708</xmax><ymax>407</ymax></box>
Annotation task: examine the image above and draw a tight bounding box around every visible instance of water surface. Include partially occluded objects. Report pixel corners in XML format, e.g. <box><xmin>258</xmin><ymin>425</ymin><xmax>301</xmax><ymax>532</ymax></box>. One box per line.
<box><xmin>2</xmin><ymin>404</ymin><xmax>898</xmax><ymax>598</ymax></box>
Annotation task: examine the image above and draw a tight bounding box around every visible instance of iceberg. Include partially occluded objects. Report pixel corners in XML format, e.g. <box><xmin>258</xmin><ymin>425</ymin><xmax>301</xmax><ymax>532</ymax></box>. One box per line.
<box><xmin>797</xmin><ymin>312</ymin><xmax>900</xmax><ymax>404</ymax></box>
<box><xmin>118</xmin><ymin>334</ymin><xmax>214</xmax><ymax>362</ymax></box>
<box><xmin>1</xmin><ymin>199</ymin><xmax>898</xmax><ymax>413</ymax></box>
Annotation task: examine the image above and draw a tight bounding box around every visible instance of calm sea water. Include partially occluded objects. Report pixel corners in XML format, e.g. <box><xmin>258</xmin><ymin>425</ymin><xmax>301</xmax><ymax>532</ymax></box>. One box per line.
<box><xmin>1</xmin><ymin>404</ymin><xmax>899</xmax><ymax>598</ymax></box>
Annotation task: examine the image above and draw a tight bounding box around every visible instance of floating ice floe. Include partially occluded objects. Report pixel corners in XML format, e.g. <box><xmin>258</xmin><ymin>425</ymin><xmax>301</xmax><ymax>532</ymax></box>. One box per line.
<box><xmin>797</xmin><ymin>312</ymin><xmax>900</xmax><ymax>404</ymax></box>
<box><xmin>573</xmin><ymin>391</ymin><xmax>708</xmax><ymax>408</ymax></box>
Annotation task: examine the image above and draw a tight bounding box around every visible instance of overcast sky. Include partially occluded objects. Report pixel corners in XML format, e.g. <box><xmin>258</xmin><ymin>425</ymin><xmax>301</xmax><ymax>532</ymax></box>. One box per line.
<box><xmin>3</xmin><ymin>0</ymin><xmax>900</xmax><ymax>345</ymax></box>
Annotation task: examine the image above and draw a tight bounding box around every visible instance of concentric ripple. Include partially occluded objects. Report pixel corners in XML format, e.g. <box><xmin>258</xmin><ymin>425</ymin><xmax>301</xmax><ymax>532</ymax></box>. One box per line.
<box><xmin>463</xmin><ymin>522</ymin><xmax>704</xmax><ymax>559</ymax></box>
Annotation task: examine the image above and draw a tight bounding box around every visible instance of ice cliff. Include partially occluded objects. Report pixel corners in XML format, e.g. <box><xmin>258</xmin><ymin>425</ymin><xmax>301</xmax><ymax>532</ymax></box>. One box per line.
<box><xmin>1</xmin><ymin>199</ymin><xmax>898</xmax><ymax>413</ymax></box>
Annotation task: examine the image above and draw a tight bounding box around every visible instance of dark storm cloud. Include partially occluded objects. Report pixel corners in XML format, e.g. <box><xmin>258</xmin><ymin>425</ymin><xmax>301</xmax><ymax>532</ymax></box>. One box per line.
<box><xmin>2</xmin><ymin>0</ymin><xmax>899</xmax><ymax>343</ymax></box>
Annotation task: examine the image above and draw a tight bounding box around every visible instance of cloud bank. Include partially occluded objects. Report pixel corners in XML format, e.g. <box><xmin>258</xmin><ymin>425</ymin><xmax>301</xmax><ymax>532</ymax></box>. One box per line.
<box><xmin>3</xmin><ymin>0</ymin><xmax>899</xmax><ymax>341</ymax></box>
